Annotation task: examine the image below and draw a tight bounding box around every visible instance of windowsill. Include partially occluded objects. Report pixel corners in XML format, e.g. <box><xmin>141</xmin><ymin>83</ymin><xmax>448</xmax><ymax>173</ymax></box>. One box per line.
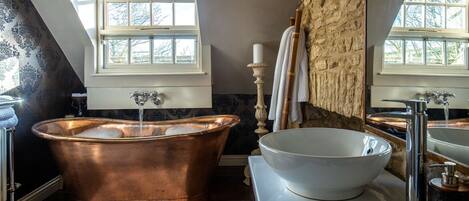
<box><xmin>378</xmin><ymin>71</ymin><xmax>469</xmax><ymax>77</ymax></box>
<box><xmin>91</xmin><ymin>71</ymin><xmax>207</xmax><ymax>77</ymax></box>
<box><xmin>389</xmin><ymin>30</ymin><xmax>469</xmax><ymax>39</ymax></box>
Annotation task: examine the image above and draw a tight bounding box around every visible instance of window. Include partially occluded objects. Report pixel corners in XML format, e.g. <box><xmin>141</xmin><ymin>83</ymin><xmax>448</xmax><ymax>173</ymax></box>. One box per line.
<box><xmin>383</xmin><ymin>0</ymin><xmax>469</xmax><ymax>73</ymax></box>
<box><xmin>98</xmin><ymin>0</ymin><xmax>200</xmax><ymax>74</ymax></box>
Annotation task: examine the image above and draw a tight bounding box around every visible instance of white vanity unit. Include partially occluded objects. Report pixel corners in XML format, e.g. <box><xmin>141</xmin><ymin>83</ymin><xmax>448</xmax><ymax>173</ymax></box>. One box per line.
<box><xmin>249</xmin><ymin>156</ymin><xmax>405</xmax><ymax>201</ymax></box>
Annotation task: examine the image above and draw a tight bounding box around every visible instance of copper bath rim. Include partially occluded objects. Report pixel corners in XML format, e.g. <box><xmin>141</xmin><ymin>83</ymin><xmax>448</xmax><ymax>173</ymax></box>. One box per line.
<box><xmin>32</xmin><ymin>115</ymin><xmax>240</xmax><ymax>201</ymax></box>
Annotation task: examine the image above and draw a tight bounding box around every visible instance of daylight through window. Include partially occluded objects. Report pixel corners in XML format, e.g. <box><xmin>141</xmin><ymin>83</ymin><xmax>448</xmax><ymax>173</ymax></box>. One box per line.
<box><xmin>100</xmin><ymin>0</ymin><xmax>199</xmax><ymax>71</ymax></box>
<box><xmin>384</xmin><ymin>0</ymin><xmax>469</xmax><ymax>69</ymax></box>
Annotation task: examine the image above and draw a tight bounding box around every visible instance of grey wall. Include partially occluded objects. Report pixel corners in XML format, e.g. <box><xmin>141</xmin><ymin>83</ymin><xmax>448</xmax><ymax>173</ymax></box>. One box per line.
<box><xmin>198</xmin><ymin>0</ymin><xmax>299</xmax><ymax>94</ymax></box>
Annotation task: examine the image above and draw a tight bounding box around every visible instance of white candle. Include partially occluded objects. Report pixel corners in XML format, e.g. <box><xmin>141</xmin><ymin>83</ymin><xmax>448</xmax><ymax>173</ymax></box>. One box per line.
<box><xmin>253</xmin><ymin>43</ymin><xmax>264</xmax><ymax>64</ymax></box>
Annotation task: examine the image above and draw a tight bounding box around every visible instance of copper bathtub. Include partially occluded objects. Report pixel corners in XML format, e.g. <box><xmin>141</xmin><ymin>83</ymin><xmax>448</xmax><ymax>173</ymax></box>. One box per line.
<box><xmin>32</xmin><ymin>115</ymin><xmax>240</xmax><ymax>201</ymax></box>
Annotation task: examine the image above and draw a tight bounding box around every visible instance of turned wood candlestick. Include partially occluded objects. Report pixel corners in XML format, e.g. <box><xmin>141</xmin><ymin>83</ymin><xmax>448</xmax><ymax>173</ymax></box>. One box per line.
<box><xmin>247</xmin><ymin>63</ymin><xmax>269</xmax><ymax>137</ymax></box>
<box><xmin>244</xmin><ymin>63</ymin><xmax>269</xmax><ymax>186</ymax></box>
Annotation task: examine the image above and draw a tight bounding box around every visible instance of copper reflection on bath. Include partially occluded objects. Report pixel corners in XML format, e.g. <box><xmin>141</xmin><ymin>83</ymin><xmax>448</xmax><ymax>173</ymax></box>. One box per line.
<box><xmin>32</xmin><ymin>115</ymin><xmax>240</xmax><ymax>201</ymax></box>
<box><xmin>367</xmin><ymin>116</ymin><xmax>469</xmax><ymax>131</ymax></box>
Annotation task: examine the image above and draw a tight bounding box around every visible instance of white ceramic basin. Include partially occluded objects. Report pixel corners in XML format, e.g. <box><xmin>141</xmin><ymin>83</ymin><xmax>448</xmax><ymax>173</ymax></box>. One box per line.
<box><xmin>259</xmin><ymin>128</ymin><xmax>392</xmax><ymax>200</ymax></box>
<box><xmin>428</xmin><ymin>127</ymin><xmax>469</xmax><ymax>165</ymax></box>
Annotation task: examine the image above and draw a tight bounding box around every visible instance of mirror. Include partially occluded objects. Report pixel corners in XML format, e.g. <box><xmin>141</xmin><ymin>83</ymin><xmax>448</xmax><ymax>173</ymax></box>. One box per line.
<box><xmin>366</xmin><ymin>0</ymin><xmax>469</xmax><ymax>167</ymax></box>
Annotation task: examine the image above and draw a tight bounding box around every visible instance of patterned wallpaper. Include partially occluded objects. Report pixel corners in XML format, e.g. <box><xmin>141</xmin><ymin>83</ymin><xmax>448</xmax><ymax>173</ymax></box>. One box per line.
<box><xmin>0</xmin><ymin>0</ymin><xmax>84</xmax><ymax>198</ymax></box>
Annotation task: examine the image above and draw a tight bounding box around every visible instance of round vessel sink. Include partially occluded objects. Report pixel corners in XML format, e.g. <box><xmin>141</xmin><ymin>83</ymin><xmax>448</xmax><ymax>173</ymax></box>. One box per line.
<box><xmin>428</xmin><ymin>127</ymin><xmax>469</xmax><ymax>165</ymax></box>
<box><xmin>259</xmin><ymin>128</ymin><xmax>392</xmax><ymax>200</ymax></box>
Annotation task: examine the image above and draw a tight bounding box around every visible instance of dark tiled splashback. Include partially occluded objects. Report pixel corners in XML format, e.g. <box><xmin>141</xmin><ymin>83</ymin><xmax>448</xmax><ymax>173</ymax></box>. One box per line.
<box><xmin>0</xmin><ymin>0</ymin><xmax>85</xmax><ymax>198</ymax></box>
<box><xmin>88</xmin><ymin>94</ymin><xmax>272</xmax><ymax>154</ymax></box>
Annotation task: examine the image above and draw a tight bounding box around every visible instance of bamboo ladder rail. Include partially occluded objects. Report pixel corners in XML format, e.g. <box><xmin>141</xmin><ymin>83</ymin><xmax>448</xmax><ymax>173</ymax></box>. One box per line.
<box><xmin>279</xmin><ymin>9</ymin><xmax>303</xmax><ymax>130</ymax></box>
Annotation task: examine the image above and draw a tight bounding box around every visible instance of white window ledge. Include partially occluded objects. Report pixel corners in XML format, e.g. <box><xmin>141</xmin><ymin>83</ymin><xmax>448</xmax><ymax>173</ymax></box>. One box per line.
<box><xmin>378</xmin><ymin>71</ymin><xmax>469</xmax><ymax>77</ymax></box>
<box><xmin>91</xmin><ymin>71</ymin><xmax>207</xmax><ymax>77</ymax></box>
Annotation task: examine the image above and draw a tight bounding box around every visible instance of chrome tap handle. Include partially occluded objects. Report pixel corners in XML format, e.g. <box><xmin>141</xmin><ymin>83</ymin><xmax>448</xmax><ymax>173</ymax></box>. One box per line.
<box><xmin>150</xmin><ymin>92</ymin><xmax>163</xmax><ymax>106</ymax></box>
<box><xmin>440</xmin><ymin>91</ymin><xmax>456</xmax><ymax>105</ymax></box>
<box><xmin>130</xmin><ymin>91</ymin><xmax>150</xmax><ymax>107</ymax></box>
<box><xmin>417</xmin><ymin>91</ymin><xmax>438</xmax><ymax>104</ymax></box>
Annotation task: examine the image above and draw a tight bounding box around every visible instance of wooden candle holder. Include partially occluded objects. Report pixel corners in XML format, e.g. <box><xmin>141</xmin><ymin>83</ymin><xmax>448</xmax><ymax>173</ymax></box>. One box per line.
<box><xmin>247</xmin><ymin>63</ymin><xmax>270</xmax><ymax>137</ymax></box>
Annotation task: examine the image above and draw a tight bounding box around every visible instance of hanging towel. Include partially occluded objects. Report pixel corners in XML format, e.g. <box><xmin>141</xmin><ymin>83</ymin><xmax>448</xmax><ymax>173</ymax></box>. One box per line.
<box><xmin>0</xmin><ymin>115</ymin><xmax>17</xmax><ymax>129</ymax></box>
<box><xmin>0</xmin><ymin>107</ymin><xmax>15</xmax><ymax>120</ymax></box>
<box><xmin>269</xmin><ymin>26</ymin><xmax>309</xmax><ymax>132</ymax></box>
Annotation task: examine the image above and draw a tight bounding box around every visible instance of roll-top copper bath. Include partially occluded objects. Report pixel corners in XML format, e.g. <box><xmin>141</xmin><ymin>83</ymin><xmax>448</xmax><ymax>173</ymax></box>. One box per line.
<box><xmin>32</xmin><ymin>115</ymin><xmax>240</xmax><ymax>201</ymax></box>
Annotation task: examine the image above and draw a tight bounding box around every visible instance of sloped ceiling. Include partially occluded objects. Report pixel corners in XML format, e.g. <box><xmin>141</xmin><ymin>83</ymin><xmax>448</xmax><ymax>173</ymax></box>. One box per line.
<box><xmin>31</xmin><ymin>0</ymin><xmax>96</xmax><ymax>83</ymax></box>
<box><xmin>367</xmin><ymin>0</ymin><xmax>403</xmax><ymax>48</ymax></box>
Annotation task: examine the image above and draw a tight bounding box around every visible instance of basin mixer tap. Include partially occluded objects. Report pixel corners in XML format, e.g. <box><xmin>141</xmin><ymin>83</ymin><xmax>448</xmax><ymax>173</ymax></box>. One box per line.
<box><xmin>369</xmin><ymin>99</ymin><xmax>428</xmax><ymax>201</ymax></box>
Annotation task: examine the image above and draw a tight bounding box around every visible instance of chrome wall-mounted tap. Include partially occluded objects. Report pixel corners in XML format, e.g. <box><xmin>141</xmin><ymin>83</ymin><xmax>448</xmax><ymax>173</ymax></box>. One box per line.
<box><xmin>130</xmin><ymin>91</ymin><xmax>163</xmax><ymax>107</ymax></box>
<box><xmin>369</xmin><ymin>99</ymin><xmax>428</xmax><ymax>201</ymax></box>
<box><xmin>418</xmin><ymin>91</ymin><xmax>455</xmax><ymax>106</ymax></box>
<box><xmin>131</xmin><ymin>91</ymin><xmax>151</xmax><ymax>107</ymax></box>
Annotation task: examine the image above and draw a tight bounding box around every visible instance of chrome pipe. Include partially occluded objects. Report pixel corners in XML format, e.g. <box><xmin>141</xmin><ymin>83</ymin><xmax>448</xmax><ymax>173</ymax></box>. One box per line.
<box><xmin>7</xmin><ymin>128</ymin><xmax>14</xmax><ymax>201</ymax></box>
<box><xmin>369</xmin><ymin>99</ymin><xmax>427</xmax><ymax>201</ymax></box>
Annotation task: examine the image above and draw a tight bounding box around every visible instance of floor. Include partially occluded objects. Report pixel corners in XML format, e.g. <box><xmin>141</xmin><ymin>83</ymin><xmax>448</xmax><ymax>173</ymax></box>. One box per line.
<box><xmin>44</xmin><ymin>166</ymin><xmax>254</xmax><ymax>201</ymax></box>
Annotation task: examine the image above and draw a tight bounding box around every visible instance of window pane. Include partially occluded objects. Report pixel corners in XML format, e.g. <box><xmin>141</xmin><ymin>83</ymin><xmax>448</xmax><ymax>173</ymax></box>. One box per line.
<box><xmin>153</xmin><ymin>3</ymin><xmax>173</xmax><ymax>26</ymax></box>
<box><xmin>384</xmin><ymin>40</ymin><xmax>403</xmax><ymax>64</ymax></box>
<box><xmin>131</xmin><ymin>39</ymin><xmax>150</xmax><ymax>64</ymax></box>
<box><xmin>175</xmin><ymin>3</ymin><xmax>196</xmax><ymax>26</ymax></box>
<box><xmin>447</xmin><ymin>41</ymin><xmax>466</xmax><ymax>65</ymax></box>
<box><xmin>393</xmin><ymin>6</ymin><xmax>404</xmax><ymax>27</ymax></box>
<box><xmin>447</xmin><ymin>6</ymin><xmax>465</xmax><ymax>29</ymax></box>
<box><xmin>426</xmin><ymin>6</ymin><xmax>445</xmax><ymax>28</ymax></box>
<box><xmin>176</xmin><ymin>38</ymin><xmax>196</xmax><ymax>64</ymax></box>
<box><xmin>447</xmin><ymin>0</ymin><xmax>466</xmax><ymax>4</ymax></box>
<box><xmin>107</xmin><ymin>39</ymin><xmax>128</xmax><ymax>64</ymax></box>
<box><xmin>108</xmin><ymin>3</ymin><xmax>128</xmax><ymax>26</ymax></box>
<box><xmin>405</xmin><ymin>40</ymin><xmax>424</xmax><ymax>64</ymax></box>
<box><xmin>153</xmin><ymin>38</ymin><xmax>173</xmax><ymax>64</ymax></box>
<box><xmin>405</xmin><ymin>5</ymin><xmax>424</xmax><ymax>28</ymax></box>
<box><xmin>130</xmin><ymin>3</ymin><xmax>151</xmax><ymax>26</ymax></box>
<box><xmin>426</xmin><ymin>41</ymin><xmax>445</xmax><ymax>65</ymax></box>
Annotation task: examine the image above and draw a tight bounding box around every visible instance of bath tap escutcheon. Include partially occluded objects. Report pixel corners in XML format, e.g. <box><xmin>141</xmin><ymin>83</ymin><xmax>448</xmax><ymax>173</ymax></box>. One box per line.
<box><xmin>130</xmin><ymin>91</ymin><xmax>163</xmax><ymax>107</ymax></box>
<box><xmin>419</xmin><ymin>90</ymin><xmax>455</xmax><ymax>106</ymax></box>
<box><xmin>370</xmin><ymin>99</ymin><xmax>428</xmax><ymax>201</ymax></box>
<box><xmin>150</xmin><ymin>91</ymin><xmax>163</xmax><ymax>106</ymax></box>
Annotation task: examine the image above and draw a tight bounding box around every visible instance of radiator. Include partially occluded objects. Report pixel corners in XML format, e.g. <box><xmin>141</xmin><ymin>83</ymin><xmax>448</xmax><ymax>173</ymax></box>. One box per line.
<box><xmin>0</xmin><ymin>128</ymin><xmax>7</xmax><ymax>201</ymax></box>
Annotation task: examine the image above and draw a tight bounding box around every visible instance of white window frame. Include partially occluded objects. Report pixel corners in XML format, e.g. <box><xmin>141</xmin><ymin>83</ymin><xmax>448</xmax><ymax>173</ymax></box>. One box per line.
<box><xmin>97</xmin><ymin>0</ymin><xmax>204</xmax><ymax>75</ymax></box>
<box><xmin>380</xmin><ymin>0</ymin><xmax>469</xmax><ymax>76</ymax></box>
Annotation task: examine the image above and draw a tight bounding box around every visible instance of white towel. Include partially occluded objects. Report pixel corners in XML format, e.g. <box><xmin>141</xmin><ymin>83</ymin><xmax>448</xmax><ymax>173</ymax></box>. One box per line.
<box><xmin>0</xmin><ymin>107</ymin><xmax>15</xmax><ymax>121</ymax></box>
<box><xmin>0</xmin><ymin>115</ymin><xmax>17</xmax><ymax>129</ymax></box>
<box><xmin>269</xmin><ymin>26</ymin><xmax>309</xmax><ymax>132</ymax></box>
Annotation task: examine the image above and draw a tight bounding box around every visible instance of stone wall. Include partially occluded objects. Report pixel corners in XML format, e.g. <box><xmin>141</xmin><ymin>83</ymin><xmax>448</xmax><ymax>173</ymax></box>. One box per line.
<box><xmin>300</xmin><ymin>0</ymin><xmax>366</xmax><ymax>129</ymax></box>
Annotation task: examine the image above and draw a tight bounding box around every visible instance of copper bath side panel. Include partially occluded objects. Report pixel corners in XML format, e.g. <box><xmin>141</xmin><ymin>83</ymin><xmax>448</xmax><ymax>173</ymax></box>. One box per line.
<box><xmin>43</xmin><ymin>118</ymin><xmax>234</xmax><ymax>201</ymax></box>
